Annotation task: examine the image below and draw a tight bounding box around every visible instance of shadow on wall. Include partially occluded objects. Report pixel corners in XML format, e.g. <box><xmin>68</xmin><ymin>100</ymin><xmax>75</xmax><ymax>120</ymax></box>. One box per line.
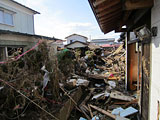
<box><xmin>152</xmin><ymin>36</ymin><xmax>160</xmax><ymax>48</ymax></box>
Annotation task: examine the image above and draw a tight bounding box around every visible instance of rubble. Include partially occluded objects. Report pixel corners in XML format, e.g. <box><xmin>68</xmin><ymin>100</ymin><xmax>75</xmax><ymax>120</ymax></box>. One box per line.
<box><xmin>69</xmin><ymin>44</ymin><xmax>139</xmax><ymax>120</ymax></box>
<box><xmin>0</xmin><ymin>41</ymin><xmax>139</xmax><ymax>120</ymax></box>
<box><xmin>110</xmin><ymin>91</ymin><xmax>135</xmax><ymax>101</ymax></box>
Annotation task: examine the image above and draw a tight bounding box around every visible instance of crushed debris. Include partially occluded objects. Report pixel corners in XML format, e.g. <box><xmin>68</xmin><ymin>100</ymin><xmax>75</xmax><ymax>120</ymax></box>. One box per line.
<box><xmin>0</xmin><ymin>42</ymin><xmax>139</xmax><ymax>120</ymax></box>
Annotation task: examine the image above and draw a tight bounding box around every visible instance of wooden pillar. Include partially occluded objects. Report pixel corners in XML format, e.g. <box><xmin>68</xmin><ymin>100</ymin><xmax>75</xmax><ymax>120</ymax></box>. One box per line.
<box><xmin>126</xmin><ymin>32</ymin><xmax>130</xmax><ymax>90</ymax></box>
<box><xmin>141</xmin><ymin>10</ymin><xmax>151</xmax><ymax>120</ymax></box>
<box><xmin>141</xmin><ymin>42</ymin><xmax>151</xmax><ymax>120</ymax></box>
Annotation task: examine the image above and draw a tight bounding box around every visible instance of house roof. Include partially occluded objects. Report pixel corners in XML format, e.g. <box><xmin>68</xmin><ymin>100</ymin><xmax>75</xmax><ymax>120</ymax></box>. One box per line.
<box><xmin>0</xmin><ymin>29</ymin><xmax>58</xmax><ymax>40</ymax></box>
<box><xmin>55</xmin><ymin>40</ymin><xmax>66</xmax><ymax>43</ymax></box>
<box><xmin>10</xmin><ymin>0</ymin><xmax>40</xmax><ymax>14</ymax></box>
<box><xmin>91</xmin><ymin>38</ymin><xmax>115</xmax><ymax>42</ymax></box>
<box><xmin>65</xmin><ymin>41</ymin><xmax>88</xmax><ymax>47</ymax></box>
<box><xmin>88</xmin><ymin>43</ymin><xmax>101</xmax><ymax>50</ymax></box>
<box><xmin>101</xmin><ymin>44</ymin><xmax>121</xmax><ymax>48</ymax></box>
<box><xmin>65</xmin><ymin>33</ymin><xmax>88</xmax><ymax>40</ymax></box>
<box><xmin>88</xmin><ymin>0</ymin><xmax>153</xmax><ymax>34</ymax></box>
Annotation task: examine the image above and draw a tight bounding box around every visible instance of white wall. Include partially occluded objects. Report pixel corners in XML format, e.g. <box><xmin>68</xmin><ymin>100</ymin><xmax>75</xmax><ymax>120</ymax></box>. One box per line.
<box><xmin>0</xmin><ymin>0</ymin><xmax>35</xmax><ymax>34</ymax></box>
<box><xmin>149</xmin><ymin>0</ymin><xmax>160</xmax><ymax>119</ymax></box>
<box><xmin>66</xmin><ymin>35</ymin><xmax>87</xmax><ymax>44</ymax></box>
<box><xmin>66</xmin><ymin>42</ymin><xmax>87</xmax><ymax>49</ymax></box>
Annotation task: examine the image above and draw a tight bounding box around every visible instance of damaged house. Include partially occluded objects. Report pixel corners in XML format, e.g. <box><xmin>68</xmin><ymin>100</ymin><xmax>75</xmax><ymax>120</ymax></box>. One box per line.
<box><xmin>64</xmin><ymin>33</ymin><xmax>88</xmax><ymax>49</ymax></box>
<box><xmin>90</xmin><ymin>38</ymin><xmax>115</xmax><ymax>45</ymax></box>
<box><xmin>65</xmin><ymin>33</ymin><xmax>88</xmax><ymax>44</ymax></box>
<box><xmin>0</xmin><ymin>0</ymin><xmax>56</xmax><ymax>61</ymax></box>
<box><xmin>89</xmin><ymin>0</ymin><xmax>159</xmax><ymax>120</ymax></box>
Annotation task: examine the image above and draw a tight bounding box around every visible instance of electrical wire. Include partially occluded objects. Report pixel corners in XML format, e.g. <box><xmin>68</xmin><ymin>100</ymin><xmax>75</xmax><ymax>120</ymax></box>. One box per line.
<box><xmin>0</xmin><ymin>79</ymin><xmax>59</xmax><ymax>120</ymax></box>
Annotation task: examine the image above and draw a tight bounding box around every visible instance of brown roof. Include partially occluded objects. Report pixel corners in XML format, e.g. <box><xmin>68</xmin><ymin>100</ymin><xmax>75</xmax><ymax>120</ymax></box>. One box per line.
<box><xmin>88</xmin><ymin>0</ymin><xmax>153</xmax><ymax>34</ymax></box>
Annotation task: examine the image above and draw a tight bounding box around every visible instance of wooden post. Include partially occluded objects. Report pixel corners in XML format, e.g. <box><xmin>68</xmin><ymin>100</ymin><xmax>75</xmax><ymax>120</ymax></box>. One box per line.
<box><xmin>126</xmin><ymin>32</ymin><xmax>130</xmax><ymax>90</ymax></box>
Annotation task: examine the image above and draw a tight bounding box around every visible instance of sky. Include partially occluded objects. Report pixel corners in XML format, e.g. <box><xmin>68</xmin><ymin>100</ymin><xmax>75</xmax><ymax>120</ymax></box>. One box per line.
<box><xmin>15</xmin><ymin>0</ymin><xmax>121</xmax><ymax>40</ymax></box>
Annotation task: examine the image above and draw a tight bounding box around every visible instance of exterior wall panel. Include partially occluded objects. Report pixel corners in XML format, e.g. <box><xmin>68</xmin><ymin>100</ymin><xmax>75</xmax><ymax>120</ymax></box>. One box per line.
<box><xmin>66</xmin><ymin>35</ymin><xmax>87</xmax><ymax>44</ymax></box>
<box><xmin>0</xmin><ymin>0</ymin><xmax>35</xmax><ymax>34</ymax></box>
<box><xmin>149</xmin><ymin>0</ymin><xmax>160</xmax><ymax>119</ymax></box>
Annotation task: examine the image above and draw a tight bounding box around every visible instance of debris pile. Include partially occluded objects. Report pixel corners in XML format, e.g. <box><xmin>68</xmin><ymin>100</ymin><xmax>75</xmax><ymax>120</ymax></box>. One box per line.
<box><xmin>0</xmin><ymin>42</ymin><xmax>68</xmax><ymax>120</ymax></box>
<box><xmin>0</xmin><ymin>41</ymin><xmax>139</xmax><ymax>120</ymax></box>
<box><xmin>67</xmin><ymin>44</ymin><xmax>139</xmax><ymax>120</ymax></box>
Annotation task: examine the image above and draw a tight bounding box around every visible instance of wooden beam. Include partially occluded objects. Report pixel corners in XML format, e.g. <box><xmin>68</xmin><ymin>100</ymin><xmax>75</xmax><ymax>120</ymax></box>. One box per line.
<box><xmin>124</xmin><ymin>0</ymin><xmax>153</xmax><ymax>10</ymax></box>
<box><xmin>117</xmin><ymin>11</ymin><xmax>132</xmax><ymax>31</ymax></box>
<box><xmin>100</xmin><ymin>20</ymin><xmax>120</xmax><ymax>30</ymax></box>
<box><xmin>101</xmin><ymin>23</ymin><xmax>117</xmax><ymax>29</ymax></box>
<box><xmin>104</xmin><ymin>27</ymin><xmax>117</xmax><ymax>34</ymax></box>
<box><xmin>121</xmin><ymin>11</ymin><xmax>132</xmax><ymax>26</ymax></box>
<box><xmin>97</xmin><ymin>4</ymin><xmax>122</xmax><ymax>18</ymax></box>
<box><xmin>103</xmin><ymin>25</ymin><xmax>118</xmax><ymax>33</ymax></box>
<box><xmin>115</xmin><ymin>28</ymin><xmax>127</xmax><ymax>32</ymax></box>
<box><xmin>99</xmin><ymin>9</ymin><xmax>122</xmax><ymax>22</ymax></box>
<box><xmin>101</xmin><ymin>20</ymin><xmax>118</xmax><ymax>28</ymax></box>
<box><xmin>100</xmin><ymin>14</ymin><xmax>122</xmax><ymax>24</ymax></box>
<box><xmin>134</xmin><ymin>9</ymin><xmax>149</xmax><ymax>25</ymax></box>
<box><xmin>89</xmin><ymin>105</ymin><xmax>116</xmax><ymax>119</ymax></box>
<box><xmin>93</xmin><ymin>0</ymin><xmax>106</xmax><ymax>7</ymax></box>
<box><xmin>96</xmin><ymin>0</ymin><xmax>121</xmax><ymax>13</ymax></box>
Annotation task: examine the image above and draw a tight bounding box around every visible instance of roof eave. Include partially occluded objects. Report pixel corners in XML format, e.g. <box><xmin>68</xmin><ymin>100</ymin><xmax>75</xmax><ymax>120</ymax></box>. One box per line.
<box><xmin>88</xmin><ymin>0</ymin><xmax>104</xmax><ymax>33</ymax></box>
<box><xmin>11</xmin><ymin>0</ymin><xmax>40</xmax><ymax>14</ymax></box>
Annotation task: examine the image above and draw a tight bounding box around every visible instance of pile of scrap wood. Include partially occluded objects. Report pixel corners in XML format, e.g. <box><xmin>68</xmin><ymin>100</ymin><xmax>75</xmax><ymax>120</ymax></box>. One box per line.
<box><xmin>74</xmin><ymin>44</ymin><xmax>125</xmax><ymax>83</ymax></box>
<box><xmin>0</xmin><ymin>41</ymin><xmax>139</xmax><ymax>120</ymax></box>
<box><xmin>0</xmin><ymin>42</ymin><xmax>84</xmax><ymax>120</ymax></box>
<box><xmin>68</xmin><ymin>44</ymin><xmax>139</xmax><ymax>120</ymax></box>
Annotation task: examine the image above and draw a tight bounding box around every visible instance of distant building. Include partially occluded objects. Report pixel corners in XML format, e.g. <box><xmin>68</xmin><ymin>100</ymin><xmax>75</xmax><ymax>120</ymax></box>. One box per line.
<box><xmin>90</xmin><ymin>38</ymin><xmax>115</xmax><ymax>45</ymax></box>
<box><xmin>65</xmin><ymin>41</ymin><xmax>88</xmax><ymax>49</ymax></box>
<box><xmin>65</xmin><ymin>34</ymin><xmax>88</xmax><ymax>44</ymax></box>
<box><xmin>54</xmin><ymin>39</ymin><xmax>65</xmax><ymax>48</ymax></box>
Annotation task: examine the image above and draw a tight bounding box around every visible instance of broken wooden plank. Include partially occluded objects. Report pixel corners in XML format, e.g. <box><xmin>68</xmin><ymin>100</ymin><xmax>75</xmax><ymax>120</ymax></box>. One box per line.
<box><xmin>79</xmin><ymin>91</ymin><xmax>94</xmax><ymax>120</ymax></box>
<box><xmin>77</xmin><ymin>72</ymin><xmax>106</xmax><ymax>81</ymax></box>
<box><xmin>110</xmin><ymin>91</ymin><xmax>135</xmax><ymax>101</ymax></box>
<box><xmin>124</xmin><ymin>99</ymin><xmax>138</xmax><ymax>108</ymax></box>
<box><xmin>80</xmin><ymin>90</ymin><xmax>93</xmax><ymax>106</ymax></box>
<box><xmin>58</xmin><ymin>87</ymin><xmax>82</xmax><ymax>120</ymax></box>
<box><xmin>113</xmin><ymin>101</ymin><xmax>128</xmax><ymax>105</ymax></box>
<box><xmin>124</xmin><ymin>0</ymin><xmax>153</xmax><ymax>10</ymax></box>
<box><xmin>79</xmin><ymin>106</ymin><xmax>91</xmax><ymax>120</ymax></box>
<box><xmin>88</xmin><ymin>104</ymin><xmax>93</xmax><ymax>118</ymax></box>
<box><xmin>89</xmin><ymin>104</ymin><xmax>116</xmax><ymax>119</ymax></box>
<box><xmin>116</xmin><ymin>116</ymin><xmax>130</xmax><ymax>120</ymax></box>
<box><xmin>88</xmin><ymin>74</ymin><xmax>107</xmax><ymax>80</ymax></box>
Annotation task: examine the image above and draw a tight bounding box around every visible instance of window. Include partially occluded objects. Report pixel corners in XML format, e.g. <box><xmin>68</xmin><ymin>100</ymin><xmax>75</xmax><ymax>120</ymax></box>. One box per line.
<box><xmin>0</xmin><ymin>10</ymin><xmax>13</xmax><ymax>26</ymax></box>
<box><xmin>0</xmin><ymin>10</ymin><xmax>3</xmax><ymax>23</ymax></box>
<box><xmin>0</xmin><ymin>46</ymin><xmax>24</xmax><ymax>61</ymax></box>
<box><xmin>4</xmin><ymin>12</ymin><xmax>13</xmax><ymax>25</ymax></box>
<box><xmin>0</xmin><ymin>47</ymin><xmax>6</xmax><ymax>61</ymax></box>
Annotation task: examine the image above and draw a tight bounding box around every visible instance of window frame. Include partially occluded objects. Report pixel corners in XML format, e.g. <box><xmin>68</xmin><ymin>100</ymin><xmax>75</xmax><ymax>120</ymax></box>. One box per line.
<box><xmin>0</xmin><ymin>9</ymin><xmax>14</xmax><ymax>26</ymax></box>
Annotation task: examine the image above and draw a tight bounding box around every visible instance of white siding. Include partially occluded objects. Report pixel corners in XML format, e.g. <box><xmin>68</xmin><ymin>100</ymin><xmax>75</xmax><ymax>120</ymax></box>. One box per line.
<box><xmin>66</xmin><ymin>35</ymin><xmax>87</xmax><ymax>44</ymax></box>
<box><xmin>66</xmin><ymin>42</ymin><xmax>87</xmax><ymax>49</ymax></box>
<box><xmin>0</xmin><ymin>0</ymin><xmax>35</xmax><ymax>34</ymax></box>
<box><xmin>149</xmin><ymin>0</ymin><xmax>160</xmax><ymax>120</ymax></box>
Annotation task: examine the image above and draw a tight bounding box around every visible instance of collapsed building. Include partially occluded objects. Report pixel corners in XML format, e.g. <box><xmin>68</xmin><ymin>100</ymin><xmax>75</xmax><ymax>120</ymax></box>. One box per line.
<box><xmin>1</xmin><ymin>0</ymin><xmax>159</xmax><ymax>120</ymax></box>
<box><xmin>88</xmin><ymin>0</ymin><xmax>160</xmax><ymax>120</ymax></box>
